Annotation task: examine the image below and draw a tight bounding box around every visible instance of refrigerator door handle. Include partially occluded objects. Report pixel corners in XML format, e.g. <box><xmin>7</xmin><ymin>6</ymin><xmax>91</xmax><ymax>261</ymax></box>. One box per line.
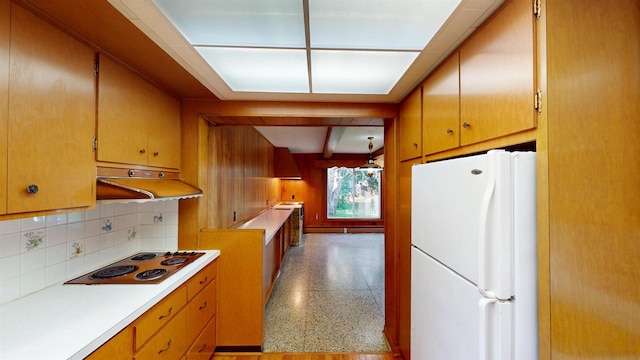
<box><xmin>479</xmin><ymin>297</ymin><xmax>498</xmax><ymax>360</ymax></box>
<box><xmin>478</xmin><ymin>163</ymin><xmax>497</xmax><ymax>299</ymax></box>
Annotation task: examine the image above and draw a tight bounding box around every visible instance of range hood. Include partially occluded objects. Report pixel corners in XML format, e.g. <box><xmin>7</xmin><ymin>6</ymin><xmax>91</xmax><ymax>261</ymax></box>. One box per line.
<box><xmin>96</xmin><ymin>167</ymin><xmax>203</xmax><ymax>203</ymax></box>
<box><xmin>274</xmin><ymin>147</ymin><xmax>302</xmax><ymax>179</ymax></box>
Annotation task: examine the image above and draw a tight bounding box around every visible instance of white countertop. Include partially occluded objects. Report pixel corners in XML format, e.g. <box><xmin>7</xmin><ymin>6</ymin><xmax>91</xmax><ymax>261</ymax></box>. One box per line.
<box><xmin>238</xmin><ymin>208</ymin><xmax>293</xmax><ymax>245</ymax></box>
<box><xmin>0</xmin><ymin>250</ymin><xmax>220</xmax><ymax>360</ymax></box>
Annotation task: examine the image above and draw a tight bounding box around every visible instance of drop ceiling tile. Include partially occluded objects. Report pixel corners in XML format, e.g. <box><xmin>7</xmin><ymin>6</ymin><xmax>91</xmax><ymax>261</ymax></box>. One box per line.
<box><xmin>153</xmin><ymin>0</ymin><xmax>305</xmax><ymax>47</ymax></box>
<box><xmin>311</xmin><ymin>50</ymin><xmax>419</xmax><ymax>94</ymax></box>
<box><xmin>308</xmin><ymin>0</ymin><xmax>462</xmax><ymax>50</ymax></box>
<box><xmin>196</xmin><ymin>47</ymin><xmax>309</xmax><ymax>93</ymax></box>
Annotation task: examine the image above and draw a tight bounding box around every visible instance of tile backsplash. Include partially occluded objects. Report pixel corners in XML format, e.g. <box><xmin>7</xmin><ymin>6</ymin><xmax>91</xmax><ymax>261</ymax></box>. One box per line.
<box><xmin>0</xmin><ymin>200</ymin><xmax>179</xmax><ymax>305</ymax></box>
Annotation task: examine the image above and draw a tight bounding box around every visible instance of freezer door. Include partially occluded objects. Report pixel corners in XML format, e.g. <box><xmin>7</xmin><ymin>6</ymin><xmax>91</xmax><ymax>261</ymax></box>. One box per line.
<box><xmin>411</xmin><ymin>150</ymin><xmax>520</xmax><ymax>299</ymax></box>
<box><xmin>411</xmin><ymin>152</ymin><xmax>489</xmax><ymax>286</ymax></box>
<box><xmin>411</xmin><ymin>247</ymin><xmax>513</xmax><ymax>359</ymax></box>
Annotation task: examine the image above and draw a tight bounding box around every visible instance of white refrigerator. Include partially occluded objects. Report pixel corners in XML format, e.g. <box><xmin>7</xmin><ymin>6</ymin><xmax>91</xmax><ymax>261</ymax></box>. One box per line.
<box><xmin>410</xmin><ymin>150</ymin><xmax>538</xmax><ymax>359</ymax></box>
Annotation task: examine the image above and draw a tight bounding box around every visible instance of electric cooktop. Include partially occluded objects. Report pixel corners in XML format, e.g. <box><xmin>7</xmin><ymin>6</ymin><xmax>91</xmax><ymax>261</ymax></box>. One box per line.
<box><xmin>64</xmin><ymin>251</ymin><xmax>205</xmax><ymax>285</ymax></box>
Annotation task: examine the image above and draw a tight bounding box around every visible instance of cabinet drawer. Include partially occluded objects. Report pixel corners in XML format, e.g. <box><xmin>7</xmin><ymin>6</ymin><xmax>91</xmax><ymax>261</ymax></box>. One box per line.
<box><xmin>86</xmin><ymin>326</ymin><xmax>133</xmax><ymax>359</ymax></box>
<box><xmin>186</xmin><ymin>260</ymin><xmax>217</xmax><ymax>301</ymax></box>
<box><xmin>186</xmin><ymin>316</ymin><xmax>216</xmax><ymax>360</ymax></box>
<box><xmin>186</xmin><ymin>279</ymin><xmax>217</xmax><ymax>344</ymax></box>
<box><xmin>133</xmin><ymin>286</ymin><xmax>187</xmax><ymax>350</ymax></box>
<box><xmin>134</xmin><ymin>309</ymin><xmax>187</xmax><ymax>360</ymax></box>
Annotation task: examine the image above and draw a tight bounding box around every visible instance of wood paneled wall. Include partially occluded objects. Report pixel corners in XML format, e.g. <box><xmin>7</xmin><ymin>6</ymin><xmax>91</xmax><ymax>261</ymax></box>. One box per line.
<box><xmin>545</xmin><ymin>0</ymin><xmax>640</xmax><ymax>357</ymax></box>
<box><xmin>208</xmin><ymin>126</ymin><xmax>280</xmax><ymax>229</ymax></box>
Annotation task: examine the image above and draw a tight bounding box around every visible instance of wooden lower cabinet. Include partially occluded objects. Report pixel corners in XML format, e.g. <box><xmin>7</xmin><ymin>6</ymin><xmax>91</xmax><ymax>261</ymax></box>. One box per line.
<box><xmin>85</xmin><ymin>327</ymin><xmax>133</xmax><ymax>360</ymax></box>
<box><xmin>85</xmin><ymin>260</ymin><xmax>217</xmax><ymax>360</ymax></box>
<box><xmin>186</xmin><ymin>317</ymin><xmax>217</xmax><ymax>360</ymax></box>
<box><xmin>134</xmin><ymin>287</ymin><xmax>188</xmax><ymax>350</ymax></box>
<box><xmin>135</xmin><ymin>310</ymin><xmax>187</xmax><ymax>360</ymax></box>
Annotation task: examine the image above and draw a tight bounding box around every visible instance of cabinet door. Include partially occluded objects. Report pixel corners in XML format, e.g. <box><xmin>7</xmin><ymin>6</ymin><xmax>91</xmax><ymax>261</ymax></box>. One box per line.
<box><xmin>97</xmin><ymin>55</ymin><xmax>149</xmax><ymax>166</ymax></box>
<box><xmin>146</xmin><ymin>86</ymin><xmax>180</xmax><ymax>169</ymax></box>
<box><xmin>398</xmin><ymin>87</ymin><xmax>422</xmax><ymax>161</ymax></box>
<box><xmin>7</xmin><ymin>4</ymin><xmax>95</xmax><ymax>213</ymax></box>
<box><xmin>0</xmin><ymin>0</ymin><xmax>9</xmax><ymax>215</ymax></box>
<box><xmin>97</xmin><ymin>55</ymin><xmax>180</xmax><ymax>169</ymax></box>
<box><xmin>459</xmin><ymin>0</ymin><xmax>535</xmax><ymax>145</ymax></box>
<box><xmin>423</xmin><ymin>53</ymin><xmax>460</xmax><ymax>155</ymax></box>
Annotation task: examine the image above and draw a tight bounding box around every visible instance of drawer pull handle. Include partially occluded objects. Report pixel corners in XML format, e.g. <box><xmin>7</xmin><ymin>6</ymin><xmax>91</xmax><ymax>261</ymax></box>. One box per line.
<box><xmin>199</xmin><ymin>301</ymin><xmax>207</xmax><ymax>310</ymax></box>
<box><xmin>198</xmin><ymin>342</ymin><xmax>207</xmax><ymax>353</ymax></box>
<box><xmin>158</xmin><ymin>307</ymin><xmax>172</xmax><ymax>320</ymax></box>
<box><xmin>199</xmin><ymin>276</ymin><xmax>208</xmax><ymax>285</ymax></box>
<box><xmin>158</xmin><ymin>339</ymin><xmax>172</xmax><ymax>354</ymax></box>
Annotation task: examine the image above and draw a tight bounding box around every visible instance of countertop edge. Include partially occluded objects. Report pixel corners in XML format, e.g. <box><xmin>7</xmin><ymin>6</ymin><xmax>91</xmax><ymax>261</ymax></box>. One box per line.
<box><xmin>0</xmin><ymin>250</ymin><xmax>220</xmax><ymax>360</ymax></box>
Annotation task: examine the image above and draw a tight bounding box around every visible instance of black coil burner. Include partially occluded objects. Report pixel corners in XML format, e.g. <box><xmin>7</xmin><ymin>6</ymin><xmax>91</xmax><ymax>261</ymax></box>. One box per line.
<box><xmin>161</xmin><ymin>257</ymin><xmax>188</xmax><ymax>266</ymax></box>
<box><xmin>134</xmin><ymin>268</ymin><xmax>168</xmax><ymax>281</ymax></box>
<box><xmin>130</xmin><ymin>253</ymin><xmax>158</xmax><ymax>261</ymax></box>
<box><xmin>65</xmin><ymin>251</ymin><xmax>206</xmax><ymax>285</ymax></box>
<box><xmin>90</xmin><ymin>265</ymin><xmax>139</xmax><ymax>280</ymax></box>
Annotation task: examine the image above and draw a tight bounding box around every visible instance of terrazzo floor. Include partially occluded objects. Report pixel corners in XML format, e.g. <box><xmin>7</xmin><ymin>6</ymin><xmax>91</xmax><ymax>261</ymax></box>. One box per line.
<box><xmin>263</xmin><ymin>233</ymin><xmax>389</xmax><ymax>353</ymax></box>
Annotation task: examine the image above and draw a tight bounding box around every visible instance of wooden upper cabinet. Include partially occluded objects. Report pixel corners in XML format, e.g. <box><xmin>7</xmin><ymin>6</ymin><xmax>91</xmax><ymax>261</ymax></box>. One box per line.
<box><xmin>459</xmin><ymin>0</ymin><xmax>535</xmax><ymax>146</ymax></box>
<box><xmin>6</xmin><ymin>3</ymin><xmax>95</xmax><ymax>214</ymax></box>
<box><xmin>422</xmin><ymin>53</ymin><xmax>460</xmax><ymax>155</ymax></box>
<box><xmin>398</xmin><ymin>87</ymin><xmax>422</xmax><ymax>161</ymax></box>
<box><xmin>97</xmin><ymin>55</ymin><xmax>180</xmax><ymax>170</ymax></box>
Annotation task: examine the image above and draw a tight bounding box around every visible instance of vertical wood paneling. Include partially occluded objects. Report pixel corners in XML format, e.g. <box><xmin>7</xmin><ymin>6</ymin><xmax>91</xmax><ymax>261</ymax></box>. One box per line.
<box><xmin>546</xmin><ymin>0</ymin><xmax>640</xmax><ymax>357</ymax></box>
<box><xmin>382</xmin><ymin>119</ymin><xmax>400</xmax><ymax>355</ymax></box>
<box><xmin>0</xmin><ymin>0</ymin><xmax>9</xmax><ymax>214</ymax></box>
<box><xmin>397</xmin><ymin>160</ymin><xmax>417</xmax><ymax>360</ymax></box>
<box><xmin>209</xmin><ymin>126</ymin><xmax>279</xmax><ymax>229</ymax></box>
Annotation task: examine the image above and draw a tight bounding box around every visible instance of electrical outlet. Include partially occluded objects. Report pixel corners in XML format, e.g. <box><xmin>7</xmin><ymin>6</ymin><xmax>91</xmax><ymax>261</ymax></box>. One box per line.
<box><xmin>343</xmin><ymin>227</ymin><xmax>347</xmax><ymax>234</ymax></box>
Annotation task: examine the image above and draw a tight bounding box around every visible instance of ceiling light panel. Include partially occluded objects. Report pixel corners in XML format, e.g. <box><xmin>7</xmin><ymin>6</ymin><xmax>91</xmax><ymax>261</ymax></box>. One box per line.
<box><xmin>153</xmin><ymin>0</ymin><xmax>305</xmax><ymax>47</ymax></box>
<box><xmin>308</xmin><ymin>0</ymin><xmax>462</xmax><ymax>50</ymax></box>
<box><xmin>196</xmin><ymin>47</ymin><xmax>309</xmax><ymax>92</ymax></box>
<box><xmin>311</xmin><ymin>50</ymin><xmax>418</xmax><ymax>94</ymax></box>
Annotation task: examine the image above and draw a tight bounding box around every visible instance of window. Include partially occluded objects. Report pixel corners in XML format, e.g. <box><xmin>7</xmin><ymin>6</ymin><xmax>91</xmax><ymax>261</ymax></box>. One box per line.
<box><xmin>327</xmin><ymin>167</ymin><xmax>381</xmax><ymax>219</ymax></box>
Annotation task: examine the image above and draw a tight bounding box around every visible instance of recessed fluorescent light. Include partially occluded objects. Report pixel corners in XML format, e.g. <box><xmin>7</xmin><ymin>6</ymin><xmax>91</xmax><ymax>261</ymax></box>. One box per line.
<box><xmin>311</xmin><ymin>50</ymin><xmax>419</xmax><ymax>94</ymax></box>
<box><xmin>153</xmin><ymin>0</ymin><xmax>305</xmax><ymax>47</ymax></box>
<box><xmin>196</xmin><ymin>47</ymin><xmax>309</xmax><ymax>93</ymax></box>
<box><xmin>309</xmin><ymin>0</ymin><xmax>462</xmax><ymax>50</ymax></box>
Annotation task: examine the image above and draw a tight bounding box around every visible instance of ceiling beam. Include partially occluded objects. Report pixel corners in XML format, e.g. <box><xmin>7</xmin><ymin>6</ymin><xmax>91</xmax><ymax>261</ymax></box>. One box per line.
<box><xmin>322</xmin><ymin>127</ymin><xmax>346</xmax><ymax>159</ymax></box>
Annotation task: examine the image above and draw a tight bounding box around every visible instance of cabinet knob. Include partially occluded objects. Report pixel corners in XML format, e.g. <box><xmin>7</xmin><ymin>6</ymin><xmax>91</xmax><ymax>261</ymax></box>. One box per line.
<box><xmin>139</xmin><ymin>149</ymin><xmax>146</xmax><ymax>154</ymax></box>
<box><xmin>26</xmin><ymin>184</ymin><xmax>39</xmax><ymax>194</ymax></box>
<box><xmin>446</xmin><ymin>128</ymin><xmax>454</xmax><ymax>134</ymax></box>
<box><xmin>463</xmin><ymin>122</ymin><xmax>471</xmax><ymax>129</ymax></box>
<box><xmin>153</xmin><ymin>151</ymin><xmax>159</xmax><ymax>157</ymax></box>
<box><xmin>412</xmin><ymin>142</ymin><xmax>418</xmax><ymax>148</ymax></box>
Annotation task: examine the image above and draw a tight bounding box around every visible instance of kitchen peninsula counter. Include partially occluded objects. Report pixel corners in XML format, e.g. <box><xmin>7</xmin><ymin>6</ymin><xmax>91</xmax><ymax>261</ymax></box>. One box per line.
<box><xmin>200</xmin><ymin>207</ymin><xmax>294</xmax><ymax>351</ymax></box>
<box><xmin>0</xmin><ymin>250</ymin><xmax>220</xmax><ymax>360</ymax></box>
<box><xmin>238</xmin><ymin>207</ymin><xmax>293</xmax><ymax>245</ymax></box>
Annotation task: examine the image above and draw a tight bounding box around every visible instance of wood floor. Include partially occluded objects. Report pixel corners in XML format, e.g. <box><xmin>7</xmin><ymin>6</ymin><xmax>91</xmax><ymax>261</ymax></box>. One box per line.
<box><xmin>213</xmin><ymin>352</ymin><xmax>396</xmax><ymax>360</ymax></box>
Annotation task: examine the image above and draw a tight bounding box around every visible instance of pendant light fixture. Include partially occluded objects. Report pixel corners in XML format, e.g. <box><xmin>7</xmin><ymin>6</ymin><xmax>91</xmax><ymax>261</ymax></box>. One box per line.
<box><xmin>358</xmin><ymin>136</ymin><xmax>383</xmax><ymax>177</ymax></box>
